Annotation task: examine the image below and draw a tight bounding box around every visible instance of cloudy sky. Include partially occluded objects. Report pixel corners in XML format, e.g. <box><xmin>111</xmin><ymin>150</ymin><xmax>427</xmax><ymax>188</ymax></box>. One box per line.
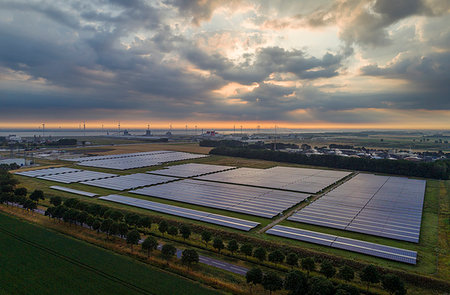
<box><xmin>0</xmin><ymin>0</ymin><xmax>449</xmax><ymax>129</ymax></box>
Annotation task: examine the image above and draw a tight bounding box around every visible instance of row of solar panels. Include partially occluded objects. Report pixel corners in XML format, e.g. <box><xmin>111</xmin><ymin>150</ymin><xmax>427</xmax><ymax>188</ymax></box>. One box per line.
<box><xmin>99</xmin><ymin>194</ymin><xmax>260</xmax><ymax>231</ymax></box>
<box><xmin>130</xmin><ymin>179</ymin><xmax>309</xmax><ymax>218</ymax></box>
<box><xmin>148</xmin><ymin>163</ymin><xmax>236</xmax><ymax>178</ymax></box>
<box><xmin>78</xmin><ymin>152</ymin><xmax>208</xmax><ymax>170</ymax></box>
<box><xmin>15</xmin><ymin>167</ymin><xmax>81</xmax><ymax>177</ymax></box>
<box><xmin>50</xmin><ymin>186</ymin><xmax>98</xmax><ymax>197</ymax></box>
<box><xmin>196</xmin><ymin>166</ymin><xmax>351</xmax><ymax>194</ymax></box>
<box><xmin>288</xmin><ymin>174</ymin><xmax>426</xmax><ymax>243</ymax></box>
<box><xmin>266</xmin><ymin>225</ymin><xmax>417</xmax><ymax>264</ymax></box>
<box><xmin>81</xmin><ymin>173</ymin><xmax>177</xmax><ymax>191</ymax></box>
<box><xmin>66</xmin><ymin>150</ymin><xmax>173</xmax><ymax>162</ymax></box>
<box><xmin>38</xmin><ymin>170</ymin><xmax>117</xmax><ymax>184</ymax></box>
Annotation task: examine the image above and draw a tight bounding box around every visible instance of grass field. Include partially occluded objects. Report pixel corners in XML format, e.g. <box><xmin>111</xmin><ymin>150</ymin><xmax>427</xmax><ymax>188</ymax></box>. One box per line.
<box><xmin>0</xmin><ymin>213</ymin><xmax>223</xmax><ymax>295</ymax></box>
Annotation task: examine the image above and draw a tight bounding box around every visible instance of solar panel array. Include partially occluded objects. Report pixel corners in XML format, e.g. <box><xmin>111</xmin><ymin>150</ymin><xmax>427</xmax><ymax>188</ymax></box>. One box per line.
<box><xmin>288</xmin><ymin>174</ymin><xmax>426</xmax><ymax>243</ymax></box>
<box><xmin>38</xmin><ymin>170</ymin><xmax>117</xmax><ymax>184</ymax></box>
<box><xmin>67</xmin><ymin>151</ymin><xmax>172</xmax><ymax>162</ymax></box>
<box><xmin>81</xmin><ymin>173</ymin><xmax>177</xmax><ymax>191</ymax></box>
<box><xmin>14</xmin><ymin>167</ymin><xmax>81</xmax><ymax>177</ymax></box>
<box><xmin>148</xmin><ymin>163</ymin><xmax>236</xmax><ymax>178</ymax></box>
<box><xmin>196</xmin><ymin>166</ymin><xmax>351</xmax><ymax>193</ymax></box>
<box><xmin>99</xmin><ymin>194</ymin><xmax>260</xmax><ymax>231</ymax></box>
<box><xmin>77</xmin><ymin>151</ymin><xmax>208</xmax><ymax>170</ymax></box>
<box><xmin>266</xmin><ymin>225</ymin><xmax>417</xmax><ymax>264</ymax></box>
<box><xmin>130</xmin><ymin>179</ymin><xmax>309</xmax><ymax>218</ymax></box>
<box><xmin>50</xmin><ymin>186</ymin><xmax>98</xmax><ymax>197</ymax></box>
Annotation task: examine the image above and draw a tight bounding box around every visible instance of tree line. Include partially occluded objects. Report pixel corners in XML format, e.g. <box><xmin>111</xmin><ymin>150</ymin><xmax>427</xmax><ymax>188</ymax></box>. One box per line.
<box><xmin>210</xmin><ymin>146</ymin><xmax>449</xmax><ymax>179</ymax></box>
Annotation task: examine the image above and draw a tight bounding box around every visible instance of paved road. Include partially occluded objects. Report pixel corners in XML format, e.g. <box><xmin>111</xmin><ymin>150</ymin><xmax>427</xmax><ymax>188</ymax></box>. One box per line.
<box><xmin>13</xmin><ymin>204</ymin><xmax>249</xmax><ymax>276</ymax></box>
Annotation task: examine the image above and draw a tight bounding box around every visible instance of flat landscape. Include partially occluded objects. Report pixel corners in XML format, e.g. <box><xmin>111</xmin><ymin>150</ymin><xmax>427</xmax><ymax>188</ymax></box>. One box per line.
<box><xmin>0</xmin><ymin>213</ymin><xmax>221</xmax><ymax>295</ymax></box>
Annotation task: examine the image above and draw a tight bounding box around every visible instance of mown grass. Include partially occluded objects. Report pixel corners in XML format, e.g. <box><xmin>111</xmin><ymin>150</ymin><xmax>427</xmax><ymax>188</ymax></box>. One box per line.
<box><xmin>0</xmin><ymin>212</ymin><xmax>223</xmax><ymax>295</ymax></box>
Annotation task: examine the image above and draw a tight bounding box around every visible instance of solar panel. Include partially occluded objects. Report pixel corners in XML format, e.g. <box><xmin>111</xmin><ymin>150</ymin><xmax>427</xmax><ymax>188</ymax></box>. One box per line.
<box><xmin>130</xmin><ymin>179</ymin><xmax>309</xmax><ymax>218</ymax></box>
<box><xmin>288</xmin><ymin>173</ymin><xmax>426</xmax><ymax>243</ymax></box>
<box><xmin>38</xmin><ymin>170</ymin><xmax>117</xmax><ymax>183</ymax></box>
<box><xmin>266</xmin><ymin>225</ymin><xmax>417</xmax><ymax>264</ymax></box>
<box><xmin>148</xmin><ymin>163</ymin><xmax>236</xmax><ymax>178</ymax></box>
<box><xmin>196</xmin><ymin>166</ymin><xmax>351</xmax><ymax>193</ymax></box>
<box><xmin>76</xmin><ymin>151</ymin><xmax>208</xmax><ymax>170</ymax></box>
<box><xmin>50</xmin><ymin>186</ymin><xmax>98</xmax><ymax>197</ymax></box>
<box><xmin>99</xmin><ymin>194</ymin><xmax>260</xmax><ymax>231</ymax></box>
<box><xmin>14</xmin><ymin>167</ymin><xmax>81</xmax><ymax>177</ymax></box>
<box><xmin>81</xmin><ymin>173</ymin><xmax>177</xmax><ymax>191</ymax></box>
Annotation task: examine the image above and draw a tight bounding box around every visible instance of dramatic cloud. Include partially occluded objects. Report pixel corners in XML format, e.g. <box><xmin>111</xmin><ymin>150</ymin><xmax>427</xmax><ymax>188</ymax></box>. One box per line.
<box><xmin>0</xmin><ymin>0</ymin><xmax>448</xmax><ymax>128</ymax></box>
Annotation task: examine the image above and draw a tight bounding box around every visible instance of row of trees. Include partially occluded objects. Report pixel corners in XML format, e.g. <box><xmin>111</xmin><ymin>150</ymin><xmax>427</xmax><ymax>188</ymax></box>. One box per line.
<box><xmin>210</xmin><ymin>146</ymin><xmax>450</xmax><ymax>179</ymax></box>
<box><xmin>246</xmin><ymin>264</ymin><xmax>406</xmax><ymax>295</ymax></box>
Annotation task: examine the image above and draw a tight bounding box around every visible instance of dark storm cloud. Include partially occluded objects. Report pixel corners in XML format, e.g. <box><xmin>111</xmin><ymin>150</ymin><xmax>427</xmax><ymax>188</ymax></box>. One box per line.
<box><xmin>0</xmin><ymin>0</ymin><xmax>448</xmax><ymax>125</ymax></box>
<box><xmin>304</xmin><ymin>0</ymin><xmax>449</xmax><ymax>46</ymax></box>
<box><xmin>184</xmin><ymin>46</ymin><xmax>346</xmax><ymax>85</ymax></box>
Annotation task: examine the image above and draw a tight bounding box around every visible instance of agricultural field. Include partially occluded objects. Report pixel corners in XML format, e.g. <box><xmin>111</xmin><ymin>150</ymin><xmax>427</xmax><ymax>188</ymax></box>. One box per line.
<box><xmin>0</xmin><ymin>213</ymin><xmax>222</xmax><ymax>295</ymax></box>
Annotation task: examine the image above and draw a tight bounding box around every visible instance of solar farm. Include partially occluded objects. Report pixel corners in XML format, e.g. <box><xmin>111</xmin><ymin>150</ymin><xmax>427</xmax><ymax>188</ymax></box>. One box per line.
<box><xmin>99</xmin><ymin>194</ymin><xmax>260</xmax><ymax>231</ymax></box>
<box><xmin>196</xmin><ymin>166</ymin><xmax>351</xmax><ymax>193</ymax></box>
<box><xmin>38</xmin><ymin>170</ymin><xmax>117</xmax><ymax>183</ymax></box>
<box><xmin>81</xmin><ymin>173</ymin><xmax>178</xmax><ymax>191</ymax></box>
<box><xmin>148</xmin><ymin>163</ymin><xmax>236</xmax><ymax>178</ymax></box>
<box><xmin>288</xmin><ymin>174</ymin><xmax>426</xmax><ymax>242</ymax></box>
<box><xmin>12</xmin><ymin>150</ymin><xmax>432</xmax><ymax>266</ymax></box>
<box><xmin>15</xmin><ymin>167</ymin><xmax>81</xmax><ymax>177</ymax></box>
<box><xmin>130</xmin><ymin>179</ymin><xmax>310</xmax><ymax>218</ymax></box>
<box><xmin>267</xmin><ymin>225</ymin><xmax>417</xmax><ymax>264</ymax></box>
<box><xmin>74</xmin><ymin>151</ymin><xmax>208</xmax><ymax>170</ymax></box>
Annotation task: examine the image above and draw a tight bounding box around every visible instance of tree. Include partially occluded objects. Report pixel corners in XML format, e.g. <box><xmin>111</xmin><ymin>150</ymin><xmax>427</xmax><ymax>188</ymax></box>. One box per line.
<box><xmin>23</xmin><ymin>199</ymin><xmax>37</xmax><ymax>212</ymax></box>
<box><xmin>320</xmin><ymin>260</ymin><xmax>336</xmax><ymax>278</ymax></box>
<box><xmin>49</xmin><ymin>196</ymin><xmax>62</xmax><ymax>206</ymax></box>
<box><xmin>309</xmin><ymin>277</ymin><xmax>334</xmax><ymax>295</ymax></box>
<box><xmin>142</xmin><ymin>236</ymin><xmax>158</xmax><ymax>257</ymax></box>
<box><xmin>227</xmin><ymin>239</ymin><xmax>238</xmax><ymax>255</ymax></box>
<box><xmin>126</xmin><ymin>230</ymin><xmax>141</xmax><ymax>251</ymax></box>
<box><xmin>118</xmin><ymin>223</ymin><xmax>129</xmax><ymax>238</ymax></box>
<box><xmin>14</xmin><ymin>187</ymin><xmax>27</xmax><ymax>197</ymax></box>
<box><xmin>339</xmin><ymin>265</ymin><xmax>355</xmax><ymax>282</ymax></box>
<box><xmin>261</xmin><ymin>271</ymin><xmax>283</xmax><ymax>295</ymax></box>
<box><xmin>268</xmin><ymin>250</ymin><xmax>285</xmax><ymax>264</ymax></box>
<box><xmin>301</xmin><ymin>257</ymin><xmax>315</xmax><ymax>277</ymax></box>
<box><xmin>125</xmin><ymin>213</ymin><xmax>140</xmax><ymax>227</ymax></box>
<box><xmin>29</xmin><ymin>190</ymin><xmax>44</xmax><ymax>203</ymax></box>
<box><xmin>286</xmin><ymin>253</ymin><xmax>298</xmax><ymax>268</ymax></box>
<box><xmin>92</xmin><ymin>219</ymin><xmax>101</xmax><ymax>232</ymax></box>
<box><xmin>167</xmin><ymin>226</ymin><xmax>178</xmax><ymax>237</ymax></box>
<box><xmin>213</xmin><ymin>237</ymin><xmax>224</xmax><ymax>253</ymax></box>
<box><xmin>240</xmin><ymin>243</ymin><xmax>253</xmax><ymax>257</ymax></box>
<box><xmin>382</xmin><ymin>274</ymin><xmax>406</xmax><ymax>295</ymax></box>
<box><xmin>179</xmin><ymin>225</ymin><xmax>191</xmax><ymax>240</ymax></box>
<box><xmin>139</xmin><ymin>216</ymin><xmax>152</xmax><ymax>228</ymax></box>
<box><xmin>335</xmin><ymin>284</ymin><xmax>359</xmax><ymax>295</ymax></box>
<box><xmin>110</xmin><ymin>210</ymin><xmax>124</xmax><ymax>222</ymax></box>
<box><xmin>246</xmin><ymin>267</ymin><xmax>262</xmax><ymax>294</ymax></box>
<box><xmin>100</xmin><ymin>218</ymin><xmax>113</xmax><ymax>236</ymax></box>
<box><xmin>284</xmin><ymin>270</ymin><xmax>307</xmax><ymax>295</ymax></box>
<box><xmin>158</xmin><ymin>220</ymin><xmax>168</xmax><ymax>236</ymax></box>
<box><xmin>181</xmin><ymin>249</ymin><xmax>199</xmax><ymax>269</ymax></box>
<box><xmin>253</xmin><ymin>247</ymin><xmax>266</xmax><ymax>262</ymax></box>
<box><xmin>76</xmin><ymin>211</ymin><xmax>88</xmax><ymax>225</ymax></box>
<box><xmin>201</xmin><ymin>231</ymin><xmax>212</xmax><ymax>247</ymax></box>
<box><xmin>109</xmin><ymin>222</ymin><xmax>120</xmax><ymax>237</ymax></box>
<box><xmin>360</xmin><ymin>265</ymin><xmax>380</xmax><ymax>292</ymax></box>
<box><xmin>86</xmin><ymin>215</ymin><xmax>95</xmax><ymax>229</ymax></box>
<box><xmin>161</xmin><ymin>244</ymin><xmax>176</xmax><ymax>262</ymax></box>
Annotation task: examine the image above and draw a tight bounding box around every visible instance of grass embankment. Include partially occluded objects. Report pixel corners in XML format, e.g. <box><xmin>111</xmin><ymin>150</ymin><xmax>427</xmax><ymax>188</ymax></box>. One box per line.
<box><xmin>0</xmin><ymin>212</ymin><xmax>222</xmax><ymax>295</ymax></box>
